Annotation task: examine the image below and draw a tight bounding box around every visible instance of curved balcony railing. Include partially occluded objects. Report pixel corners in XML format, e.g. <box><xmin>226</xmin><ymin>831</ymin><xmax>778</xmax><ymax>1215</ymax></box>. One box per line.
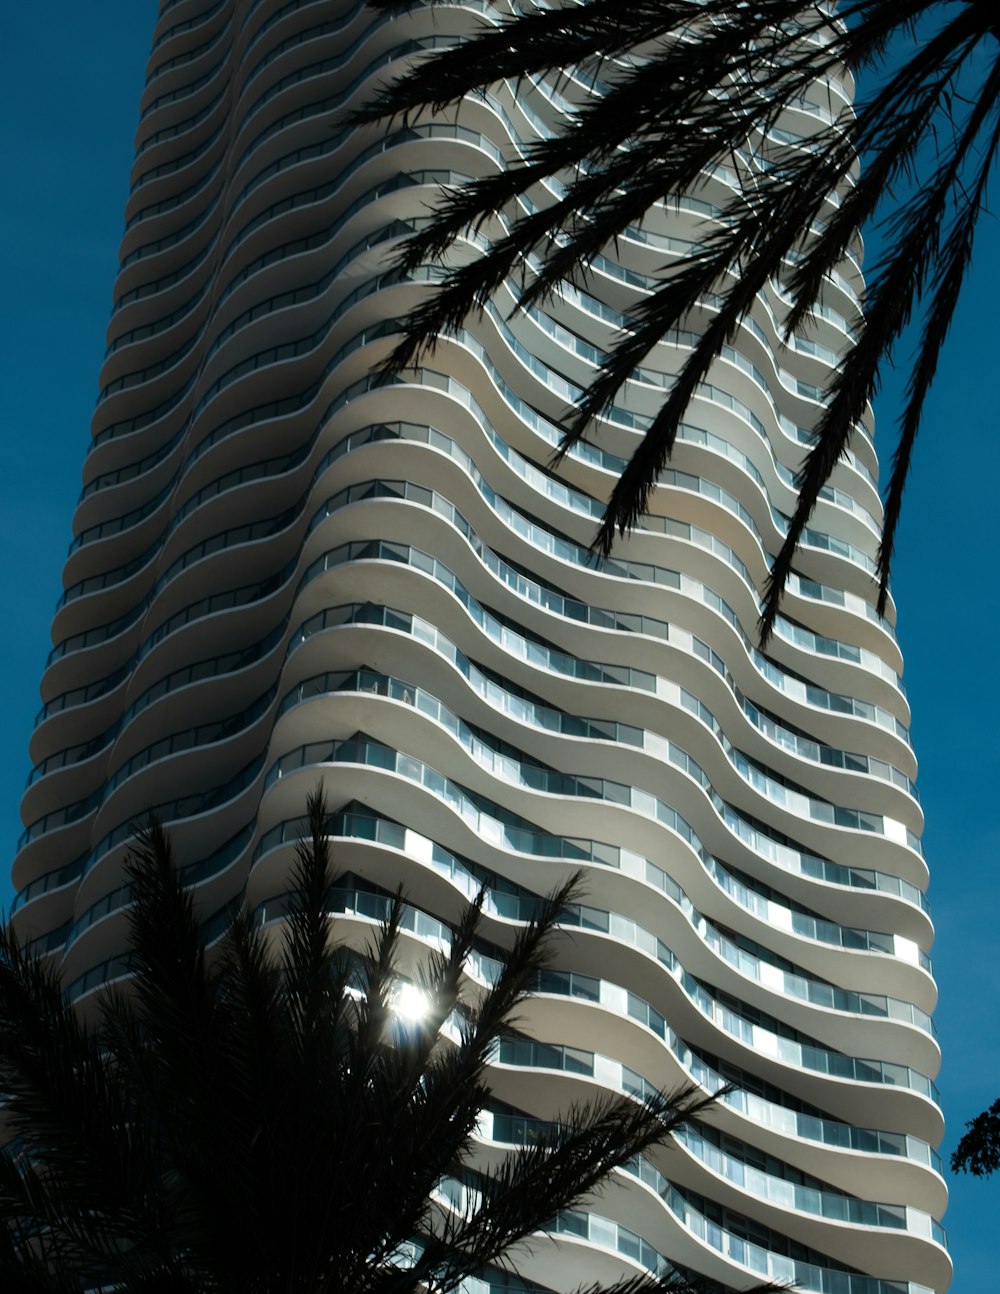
<box><xmin>19</xmin><ymin>8</ymin><xmax>944</xmax><ymax>1291</ymax></box>
<box><xmin>288</xmin><ymin>538</ymin><xmax>925</xmax><ymax>876</ymax></box>
<box><xmin>261</xmin><ymin>735</ymin><xmax>930</xmax><ymax>968</ymax></box>
<box><xmin>485</xmin><ymin>1115</ymin><xmax>946</xmax><ymax>1258</ymax></box>
<box><xmin>262</xmin><ymin>802</ymin><xmax>928</xmax><ymax>968</ymax></box>
<box><xmin>277</xmin><ymin>664</ymin><xmax>918</xmax><ymax>901</ymax></box>
<box><xmin>251</xmin><ymin>884</ymin><xmax>937</xmax><ymax>1100</ymax></box>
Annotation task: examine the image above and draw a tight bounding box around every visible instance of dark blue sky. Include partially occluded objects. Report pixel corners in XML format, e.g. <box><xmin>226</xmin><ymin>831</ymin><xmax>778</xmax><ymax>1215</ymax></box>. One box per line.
<box><xmin>0</xmin><ymin>6</ymin><xmax>995</xmax><ymax>1289</ymax></box>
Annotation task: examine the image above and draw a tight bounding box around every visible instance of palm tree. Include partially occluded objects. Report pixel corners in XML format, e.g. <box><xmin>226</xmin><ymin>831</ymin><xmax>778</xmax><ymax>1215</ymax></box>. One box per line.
<box><xmin>0</xmin><ymin>790</ymin><xmax>739</xmax><ymax>1294</ymax></box>
<box><xmin>351</xmin><ymin>0</ymin><xmax>1000</xmax><ymax>640</ymax></box>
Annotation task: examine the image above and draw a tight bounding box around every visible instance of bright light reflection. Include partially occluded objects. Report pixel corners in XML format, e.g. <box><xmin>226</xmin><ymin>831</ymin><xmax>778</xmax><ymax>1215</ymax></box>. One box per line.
<box><xmin>393</xmin><ymin>982</ymin><xmax>431</xmax><ymax>1023</ymax></box>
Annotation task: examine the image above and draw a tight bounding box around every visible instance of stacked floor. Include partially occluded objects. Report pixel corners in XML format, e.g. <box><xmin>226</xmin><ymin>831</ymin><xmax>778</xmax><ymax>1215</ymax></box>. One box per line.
<box><xmin>12</xmin><ymin>2</ymin><xmax>950</xmax><ymax>1291</ymax></box>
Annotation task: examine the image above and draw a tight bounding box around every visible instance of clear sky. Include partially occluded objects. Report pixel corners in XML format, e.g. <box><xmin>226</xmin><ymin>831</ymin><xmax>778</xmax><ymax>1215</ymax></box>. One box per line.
<box><xmin>0</xmin><ymin>5</ymin><xmax>996</xmax><ymax>1289</ymax></box>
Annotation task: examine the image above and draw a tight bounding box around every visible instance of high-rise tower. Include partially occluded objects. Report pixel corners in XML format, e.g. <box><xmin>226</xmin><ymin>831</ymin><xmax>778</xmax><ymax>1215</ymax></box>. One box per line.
<box><xmin>13</xmin><ymin>1</ymin><xmax>950</xmax><ymax>1290</ymax></box>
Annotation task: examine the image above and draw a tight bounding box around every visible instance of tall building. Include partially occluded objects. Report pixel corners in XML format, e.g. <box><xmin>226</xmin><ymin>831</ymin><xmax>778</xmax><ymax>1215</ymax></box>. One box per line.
<box><xmin>12</xmin><ymin>1</ymin><xmax>950</xmax><ymax>1290</ymax></box>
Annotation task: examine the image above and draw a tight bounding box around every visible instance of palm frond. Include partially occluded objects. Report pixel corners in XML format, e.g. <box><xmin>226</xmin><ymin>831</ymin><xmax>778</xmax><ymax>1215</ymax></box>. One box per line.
<box><xmin>0</xmin><ymin>921</ymin><xmax>169</xmax><ymax>1275</ymax></box>
<box><xmin>280</xmin><ymin>784</ymin><xmax>342</xmax><ymax>1047</ymax></box>
<box><xmin>874</xmin><ymin>63</ymin><xmax>1000</xmax><ymax>610</ymax></box>
<box><xmin>121</xmin><ymin>816</ymin><xmax>219</xmax><ymax>1069</ymax></box>
<box><xmin>414</xmin><ymin>1085</ymin><xmax>721</xmax><ymax>1294</ymax></box>
<box><xmin>0</xmin><ymin>803</ymin><xmax>745</xmax><ymax>1291</ymax></box>
<box><xmin>357</xmin><ymin>0</ymin><xmax>1000</xmax><ymax>640</ymax></box>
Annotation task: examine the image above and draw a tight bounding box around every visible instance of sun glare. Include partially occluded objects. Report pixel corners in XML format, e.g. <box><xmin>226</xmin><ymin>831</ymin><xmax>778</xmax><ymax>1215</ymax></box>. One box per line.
<box><xmin>393</xmin><ymin>982</ymin><xmax>431</xmax><ymax>1023</ymax></box>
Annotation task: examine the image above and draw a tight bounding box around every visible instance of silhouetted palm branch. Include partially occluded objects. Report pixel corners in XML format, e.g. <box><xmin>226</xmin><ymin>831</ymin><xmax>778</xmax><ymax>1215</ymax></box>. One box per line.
<box><xmin>0</xmin><ymin>789</ymin><xmax>749</xmax><ymax>1294</ymax></box>
<box><xmin>351</xmin><ymin>0</ymin><xmax>1000</xmax><ymax>639</ymax></box>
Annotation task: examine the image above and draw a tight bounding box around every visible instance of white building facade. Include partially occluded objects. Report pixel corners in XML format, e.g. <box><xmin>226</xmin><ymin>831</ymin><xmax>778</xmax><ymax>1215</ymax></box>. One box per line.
<box><xmin>13</xmin><ymin>1</ymin><xmax>950</xmax><ymax>1290</ymax></box>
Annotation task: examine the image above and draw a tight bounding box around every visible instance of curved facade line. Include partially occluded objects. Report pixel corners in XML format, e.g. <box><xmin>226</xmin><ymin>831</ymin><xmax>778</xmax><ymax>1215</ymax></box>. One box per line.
<box><xmin>14</xmin><ymin>3</ymin><xmax>950</xmax><ymax>1291</ymax></box>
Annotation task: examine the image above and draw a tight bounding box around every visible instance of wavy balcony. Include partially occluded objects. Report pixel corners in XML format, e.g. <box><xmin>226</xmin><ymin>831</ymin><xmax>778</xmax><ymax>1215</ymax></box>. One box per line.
<box><xmin>12</xmin><ymin>2</ymin><xmax>950</xmax><ymax>1290</ymax></box>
